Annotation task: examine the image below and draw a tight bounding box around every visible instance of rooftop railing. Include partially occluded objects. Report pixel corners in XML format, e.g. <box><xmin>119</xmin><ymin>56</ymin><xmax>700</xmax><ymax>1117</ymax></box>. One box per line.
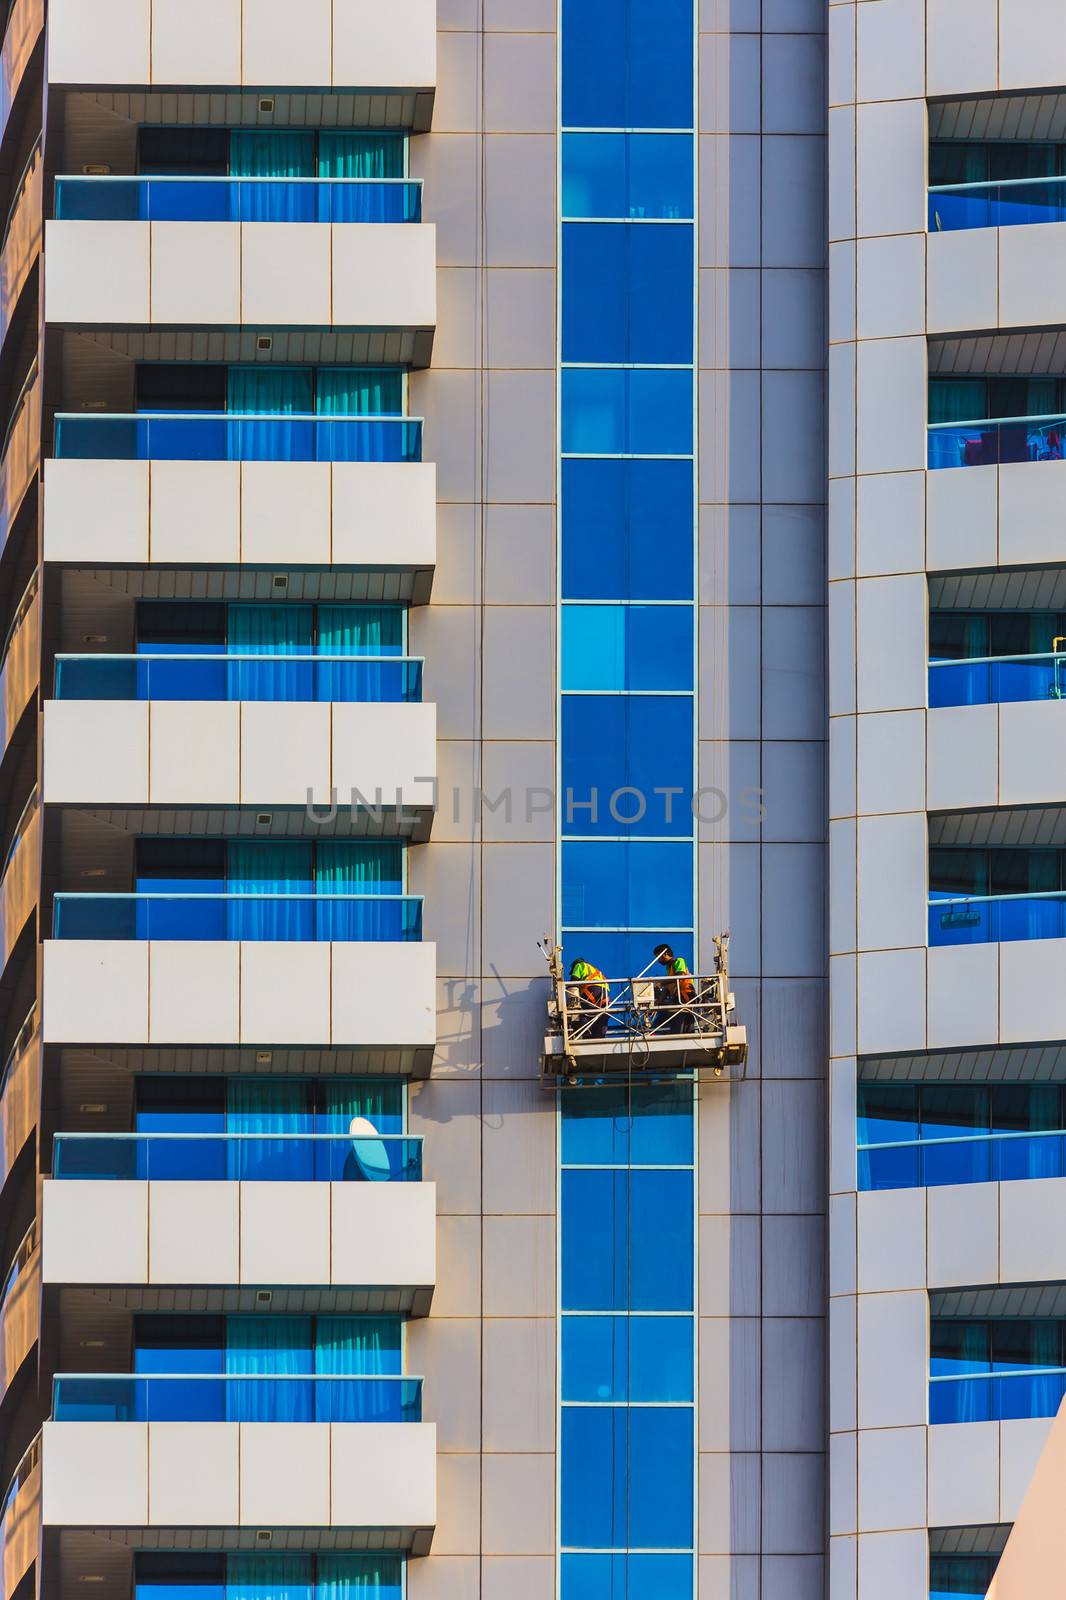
<box><xmin>929</xmin><ymin>174</ymin><xmax>1066</xmax><ymax>233</ymax></box>
<box><xmin>928</xmin><ymin>412</ymin><xmax>1066</xmax><ymax>470</ymax></box>
<box><xmin>930</xmin><ymin>1366</ymin><xmax>1066</xmax><ymax>1424</ymax></box>
<box><xmin>929</xmin><ymin>651</ymin><xmax>1066</xmax><ymax>707</ymax></box>
<box><xmin>929</xmin><ymin>890</ymin><xmax>1066</xmax><ymax>947</ymax></box>
<box><xmin>860</xmin><ymin>1126</ymin><xmax>1066</xmax><ymax>1191</ymax></box>
<box><xmin>52</xmin><ymin>892</ymin><xmax>424</xmax><ymax>942</ymax></box>
<box><xmin>53</xmin><ymin>1131</ymin><xmax>424</xmax><ymax>1183</ymax></box>
<box><xmin>55</xmin><ymin>174</ymin><xmax>423</xmax><ymax>225</ymax></box>
<box><xmin>52</xmin><ymin>1372</ymin><xmax>423</xmax><ymax>1424</ymax></box>
<box><xmin>54</xmin><ymin>653</ymin><xmax>424</xmax><ymax>704</ymax></box>
<box><xmin>53</xmin><ymin>413</ymin><xmax>423</xmax><ymax>465</ymax></box>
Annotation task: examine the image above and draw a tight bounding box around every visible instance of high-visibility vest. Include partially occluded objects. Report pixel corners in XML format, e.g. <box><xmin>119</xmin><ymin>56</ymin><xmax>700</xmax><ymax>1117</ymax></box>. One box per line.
<box><xmin>668</xmin><ymin>956</ymin><xmax>695</xmax><ymax>1004</ymax></box>
<box><xmin>570</xmin><ymin>961</ymin><xmax>608</xmax><ymax>1007</ymax></box>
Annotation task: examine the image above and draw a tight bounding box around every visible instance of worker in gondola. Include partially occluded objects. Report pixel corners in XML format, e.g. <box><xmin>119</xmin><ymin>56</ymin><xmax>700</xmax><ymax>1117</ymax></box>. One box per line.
<box><xmin>653</xmin><ymin>942</ymin><xmax>696</xmax><ymax>1034</ymax></box>
<box><xmin>568</xmin><ymin>957</ymin><xmax>610</xmax><ymax>1040</ymax></box>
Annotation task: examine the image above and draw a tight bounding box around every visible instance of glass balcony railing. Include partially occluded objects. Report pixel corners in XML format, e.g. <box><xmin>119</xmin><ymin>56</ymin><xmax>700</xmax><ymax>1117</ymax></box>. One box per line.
<box><xmin>929</xmin><ymin>652</ymin><xmax>1066</xmax><ymax>707</ymax></box>
<box><xmin>55</xmin><ymin>175</ymin><xmax>423</xmax><ymax>225</ymax></box>
<box><xmin>52</xmin><ymin>1373</ymin><xmax>423</xmax><ymax>1424</ymax></box>
<box><xmin>929</xmin><ymin>891</ymin><xmax>1066</xmax><ymax>947</ymax></box>
<box><xmin>930</xmin><ymin>1367</ymin><xmax>1066</xmax><ymax>1425</ymax></box>
<box><xmin>929</xmin><ymin>175</ymin><xmax>1066</xmax><ymax>233</ymax></box>
<box><xmin>54</xmin><ymin>654</ymin><xmax>424</xmax><ymax>703</ymax></box>
<box><xmin>860</xmin><ymin>1127</ymin><xmax>1066</xmax><ymax>1191</ymax></box>
<box><xmin>0</xmin><ymin>1219</ymin><xmax>35</xmax><ymax>1311</ymax></box>
<box><xmin>928</xmin><ymin>413</ymin><xmax>1066</xmax><ymax>470</ymax></box>
<box><xmin>0</xmin><ymin>1431</ymin><xmax>39</xmax><ymax>1527</ymax></box>
<box><xmin>51</xmin><ymin>893</ymin><xmax>423</xmax><ymax>941</ymax></box>
<box><xmin>53</xmin><ymin>1131</ymin><xmax>424</xmax><ymax>1182</ymax></box>
<box><xmin>53</xmin><ymin>413</ymin><xmax>423</xmax><ymax>464</ymax></box>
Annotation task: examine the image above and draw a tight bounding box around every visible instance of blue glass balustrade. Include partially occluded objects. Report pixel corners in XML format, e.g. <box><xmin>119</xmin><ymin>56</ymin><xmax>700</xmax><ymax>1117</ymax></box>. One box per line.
<box><xmin>929</xmin><ymin>176</ymin><xmax>1066</xmax><ymax>232</ymax></box>
<box><xmin>52</xmin><ymin>894</ymin><xmax>423</xmax><ymax>941</ymax></box>
<box><xmin>53</xmin><ymin>1133</ymin><xmax>423</xmax><ymax>1183</ymax></box>
<box><xmin>860</xmin><ymin>1128</ymin><xmax>1066</xmax><ymax>1190</ymax></box>
<box><xmin>53</xmin><ymin>414</ymin><xmax>423</xmax><ymax>464</ymax></box>
<box><xmin>52</xmin><ymin>1373</ymin><xmax>422</xmax><ymax>1423</ymax></box>
<box><xmin>55</xmin><ymin>175</ymin><xmax>423</xmax><ymax>224</ymax></box>
<box><xmin>930</xmin><ymin>1367</ymin><xmax>1066</xmax><ymax>1424</ymax></box>
<box><xmin>929</xmin><ymin>652</ymin><xmax>1066</xmax><ymax>707</ymax></box>
<box><xmin>928</xmin><ymin>891</ymin><xmax>1066</xmax><ymax>946</ymax></box>
<box><xmin>928</xmin><ymin>413</ymin><xmax>1066</xmax><ymax>469</ymax></box>
<box><xmin>54</xmin><ymin>654</ymin><xmax>423</xmax><ymax>703</ymax></box>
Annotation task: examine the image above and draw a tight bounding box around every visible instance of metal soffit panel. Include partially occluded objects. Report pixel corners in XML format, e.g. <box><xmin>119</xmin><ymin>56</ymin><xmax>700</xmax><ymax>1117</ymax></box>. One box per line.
<box><xmin>84</xmin><ymin>89</ymin><xmax>433</xmax><ymax>132</ymax></box>
<box><xmin>69</xmin><ymin>329</ymin><xmax>424</xmax><ymax>367</ymax></box>
<box><xmin>929</xmin><ymin>330</ymin><xmax>1066</xmax><ymax>375</ymax></box>
<box><xmin>859</xmin><ymin>1041</ymin><xmax>1066</xmax><ymax>1083</ymax></box>
<box><xmin>931</xmin><ymin>1283</ymin><xmax>1066</xmax><ymax>1319</ymax></box>
<box><xmin>929</xmin><ymin>805</ymin><xmax>1066</xmax><ymax>848</ymax></box>
<box><xmin>930</xmin><ymin>566</ymin><xmax>1066</xmax><ymax>612</ymax></box>
<box><xmin>55</xmin><ymin>569</ymin><xmax>425</xmax><ymax>603</ymax></box>
<box><xmin>57</xmin><ymin>1045</ymin><xmax>422</xmax><ymax>1078</ymax></box>
<box><xmin>930</xmin><ymin>92</ymin><xmax>1066</xmax><ymax>143</ymax></box>
<box><xmin>929</xmin><ymin>1526</ymin><xmax>1011</xmax><ymax>1557</ymax></box>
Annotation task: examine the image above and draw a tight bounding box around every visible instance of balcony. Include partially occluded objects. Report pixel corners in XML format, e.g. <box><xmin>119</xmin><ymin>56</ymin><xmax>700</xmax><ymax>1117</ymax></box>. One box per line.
<box><xmin>0</xmin><ymin>1007</ymin><xmax>37</xmax><ymax>1197</ymax></box>
<box><xmin>0</xmin><ymin>362</ymin><xmax>39</xmax><ymax>554</ymax></box>
<box><xmin>0</xmin><ymin>0</ymin><xmax>42</xmax><ymax>150</ymax></box>
<box><xmin>930</xmin><ymin>175</ymin><xmax>1066</xmax><ymax>232</ymax></box>
<box><xmin>53</xmin><ymin>1373</ymin><xmax>421</xmax><ymax>1422</ymax></box>
<box><xmin>44</xmin><ymin>213</ymin><xmax>437</xmax><ymax>362</ymax></box>
<box><xmin>54</xmin><ymin>653</ymin><xmax>423</xmax><ymax>702</ymax></box>
<box><xmin>1</xmin><ymin>1433</ymin><xmax>39</xmax><ymax>1600</ymax></box>
<box><xmin>928</xmin><ymin>413</ymin><xmax>1066</xmax><ymax>470</ymax></box>
<box><xmin>0</xmin><ymin>138</ymin><xmax>41</xmax><ymax>350</ymax></box>
<box><xmin>40</xmin><ymin>1409</ymin><xmax>436</xmax><ymax>1550</ymax></box>
<box><xmin>930</xmin><ymin>1367</ymin><xmax>1066</xmax><ymax>1425</ymax></box>
<box><xmin>861</xmin><ymin>1128</ymin><xmax>1066</xmax><ymax>1191</ymax></box>
<box><xmin>54</xmin><ymin>413</ymin><xmax>422</xmax><ymax>463</ymax></box>
<box><xmin>56</xmin><ymin>176</ymin><xmax>423</xmax><ymax>224</ymax></box>
<box><xmin>930</xmin><ymin>892</ymin><xmax>1066</xmax><ymax>947</ymax></box>
<box><xmin>0</xmin><ymin>567</ymin><xmax>37</xmax><ymax>774</ymax></box>
<box><xmin>930</xmin><ymin>652</ymin><xmax>1066</xmax><ymax>708</ymax></box>
<box><xmin>0</xmin><ymin>784</ymin><xmax>37</xmax><ymax>975</ymax></box>
<box><xmin>0</xmin><ymin>1219</ymin><xmax>36</xmax><ymax>1409</ymax></box>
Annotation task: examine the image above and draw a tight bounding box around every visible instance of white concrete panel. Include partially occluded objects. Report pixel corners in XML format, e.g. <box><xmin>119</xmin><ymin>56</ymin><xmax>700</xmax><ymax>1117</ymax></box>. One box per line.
<box><xmin>44</xmin><ymin>460</ymin><xmax>149</xmax><ymax>564</ymax></box>
<box><xmin>241</xmin><ymin>462</ymin><xmax>332</xmax><ymax>566</ymax></box>
<box><xmin>829</xmin><ymin>1295</ymin><xmax>857</xmax><ymax>1433</ymax></box>
<box><xmin>857</xmin><ymin>1188</ymin><xmax>925</xmax><ymax>1294</ymax></box>
<box><xmin>927</xmin><ymin>943</ymin><xmax>1000</xmax><ymax>1050</ymax></box>
<box><xmin>927</xmin><ymin>464</ymin><xmax>998</xmax><ymax>573</ymax></box>
<box><xmin>927</xmin><ymin>0</ymin><xmax>997</xmax><ymax>95</ymax></box>
<box><xmin>239</xmin><ymin>942</ymin><xmax>331</xmax><ymax>1045</ymax></box>
<box><xmin>45</xmin><ymin>221</ymin><xmax>150</xmax><ymax>324</ymax></box>
<box><xmin>239</xmin><ymin>1423</ymin><xmax>330</xmax><ymax>1524</ymax></box>
<box><xmin>150</xmin><ymin>461</ymin><xmax>241</xmax><ymax>564</ymax></box>
<box><xmin>857</xmin><ymin>1291</ymin><xmax>927</xmax><ymax>1430</ymax></box>
<box><xmin>855</xmin><ymin>471</ymin><xmax>924</xmax><ymax>579</ymax></box>
<box><xmin>855</xmin><ymin>0</ymin><xmax>923</xmax><ymax>101</ymax></box>
<box><xmin>1000</xmin><ymin>1417</ymin><xmax>1056</xmax><ymax>1521</ymax></box>
<box><xmin>42</xmin><ymin>1179</ymin><xmax>148</xmax><ymax>1284</ymax></box>
<box><xmin>41</xmin><ymin>1421</ymin><xmax>148</xmax><ymax>1526</ymax></box>
<box><xmin>927</xmin><ymin>1181</ymin><xmax>999</xmax><ymax>1288</ymax></box>
<box><xmin>830</xmin><ymin>818</ymin><xmax>857</xmax><ymax>956</ymax></box>
<box><xmin>856</xmin><ymin>339</ymin><xmax>926</xmax><ymax>477</ymax></box>
<box><xmin>830</xmin><ymin>957</ymin><xmax>858</xmax><ymax>1063</ymax></box>
<box><xmin>855</xmin><ymin>1530</ymin><xmax>927</xmax><ymax>1600</ymax></box>
<box><xmin>855</xmin><ymin>573</ymin><xmax>926</xmax><ymax>713</ymax></box>
<box><xmin>1000</xmin><ymin>223</ymin><xmax>1066</xmax><ymax>329</ymax></box>
<box><xmin>42</xmin><ymin>701</ymin><xmax>149</xmax><ymax>804</ymax></box>
<box><xmin>242</xmin><ymin>0</ymin><xmax>331</xmax><ymax>85</ymax></box>
<box><xmin>151</xmin><ymin>223</ymin><xmax>240</xmax><ymax>324</ymax></box>
<box><xmin>856</xmin><ymin>233</ymin><xmax>924</xmax><ymax>340</ymax></box>
<box><xmin>856</xmin><ymin>813</ymin><xmax>927</xmax><ymax>952</ymax></box>
<box><xmin>332</xmin><ymin>0</ymin><xmax>437</xmax><ymax>86</ymax></box>
<box><xmin>857</xmin><ymin>947</ymin><xmax>926</xmax><ymax>1057</ymax></box>
<box><xmin>828</xmin><ymin>106</ymin><xmax>856</xmax><ymax>247</ymax></box>
<box><xmin>830</xmin><ymin>1429</ymin><xmax>857</xmax><ymax>1536</ymax></box>
<box><xmin>240</xmin><ymin>701</ymin><xmax>330</xmax><ymax>806</ymax></box>
<box><xmin>999</xmin><ymin>460</ymin><xmax>1066</xmax><ymax>568</ymax></box>
<box><xmin>240</xmin><ymin>1182</ymin><xmax>331</xmax><ymax>1284</ymax></box>
<box><xmin>331</xmin><ymin>1182</ymin><xmax>436</xmax><ymax>1288</ymax></box>
<box><xmin>857</xmin><ymin>1426</ymin><xmax>926</xmax><ymax>1533</ymax></box>
<box><xmin>828</xmin><ymin>342</ymin><xmax>856</xmax><ymax>480</ymax></box>
<box><xmin>927</xmin><ymin>705</ymin><xmax>998</xmax><ymax>813</ymax></box>
<box><xmin>1000</xmin><ymin>1178</ymin><xmax>1066</xmax><ymax>1283</ymax></box>
<box><xmin>329</xmin><ymin>942</ymin><xmax>437</xmax><ymax>1047</ymax></box>
<box><xmin>149</xmin><ymin>1182</ymin><xmax>239</xmax><ymax>1285</ymax></box>
<box><xmin>926</xmin><ymin>227</ymin><xmax>999</xmax><ymax>335</ymax></box>
<box><xmin>927</xmin><ymin>1422</ymin><xmax>1000</xmax><ymax>1527</ymax></box>
<box><xmin>332</xmin><ymin>702</ymin><xmax>437</xmax><ymax>814</ymax></box>
<box><xmin>43</xmin><ymin>940</ymin><xmax>150</xmax><ymax>1044</ymax></box>
<box><xmin>48</xmin><ymin>0</ymin><xmax>150</xmax><ymax>83</ymax></box>
<box><xmin>148</xmin><ymin>942</ymin><xmax>240</xmax><ymax>1045</ymax></box>
<box><xmin>241</xmin><ymin>224</ymin><xmax>331</xmax><ymax>325</ymax></box>
<box><xmin>151</xmin><ymin>0</ymin><xmax>241</xmax><ymax>82</ymax></box>
<box><xmin>999</xmin><ymin>0</ymin><xmax>1066</xmax><ymax>92</ymax></box>
<box><xmin>331</xmin><ymin>462</ymin><xmax>436</xmax><ymax>569</ymax></box>
<box><xmin>999</xmin><ymin>701</ymin><xmax>1066</xmax><ymax>808</ymax></box>
<box><xmin>332</xmin><ymin>225</ymin><xmax>437</xmax><ymax>328</ymax></box>
<box><xmin>148</xmin><ymin>1423</ymin><xmax>239</xmax><ymax>1524</ymax></box>
<box><xmin>1000</xmin><ymin>939</ymin><xmax>1066</xmax><ymax>1046</ymax></box>
<box><xmin>330</xmin><ymin>1423</ymin><xmax>437</xmax><ymax>1528</ymax></box>
<box><xmin>149</xmin><ymin>701</ymin><xmax>240</xmax><ymax>804</ymax></box>
<box><xmin>856</xmin><ymin>711</ymin><xmax>925</xmax><ymax>816</ymax></box>
<box><xmin>855</xmin><ymin>100</ymin><xmax>926</xmax><ymax>239</ymax></box>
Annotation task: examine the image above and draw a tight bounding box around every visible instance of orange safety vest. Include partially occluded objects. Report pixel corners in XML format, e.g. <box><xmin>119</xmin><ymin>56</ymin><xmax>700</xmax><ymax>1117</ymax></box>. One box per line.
<box><xmin>570</xmin><ymin>961</ymin><xmax>608</xmax><ymax>1008</ymax></box>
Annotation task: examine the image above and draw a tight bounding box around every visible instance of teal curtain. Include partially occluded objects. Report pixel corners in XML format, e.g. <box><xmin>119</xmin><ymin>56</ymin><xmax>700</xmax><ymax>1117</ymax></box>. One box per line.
<box><xmin>227</xmin><ymin>842</ymin><xmax>313</xmax><ymax>941</ymax></box>
<box><xmin>228</xmin><ymin>366</ymin><xmax>314</xmax><ymax>415</ymax></box>
<box><xmin>1029</xmin><ymin>1320</ymin><xmax>1061</xmax><ymax>1417</ymax></box>
<box><xmin>314</xmin><ymin>1317</ymin><xmax>401</xmax><ymax>1375</ymax></box>
<box><xmin>227</xmin><ymin>1077</ymin><xmax>311</xmax><ymax>1180</ymax></box>
<box><xmin>316</xmin><ymin>368</ymin><xmax>403</xmax><ymax>416</ymax></box>
<box><xmin>316</xmin><ymin>842</ymin><xmax>402</xmax><ymax>892</ymax></box>
<box><xmin>929</xmin><ymin>379</ymin><xmax>988</xmax><ymax>424</ymax></box>
<box><xmin>227</xmin><ymin>1556</ymin><xmax>313</xmax><ymax>1600</ymax></box>
<box><xmin>316</xmin><ymin>605</ymin><xmax>404</xmax><ymax>699</ymax></box>
<box><xmin>226</xmin><ymin>1316</ymin><xmax>311</xmax><ymax>1421</ymax></box>
<box><xmin>227</xmin><ymin>603</ymin><xmax>313</xmax><ymax>699</ymax></box>
<box><xmin>318</xmin><ymin>133</ymin><xmax>405</xmax><ymax>179</ymax></box>
<box><xmin>230</xmin><ymin>131</ymin><xmax>315</xmax><ymax>177</ymax></box>
<box><xmin>315</xmin><ymin>1558</ymin><xmax>401</xmax><ymax>1600</ymax></box>
<box><xmin>319</xmin><ymin>1078</ymin><xmax>403</xmax><ymax>1136</ymax></box>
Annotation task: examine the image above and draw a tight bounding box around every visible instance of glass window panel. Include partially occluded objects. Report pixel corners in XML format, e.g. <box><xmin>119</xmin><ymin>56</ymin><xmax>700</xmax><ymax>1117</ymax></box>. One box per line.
<box><xmin>919</xmin><ymin>1085</ymin><xmax>989</xmax><ymax>1140</ymax></box>
<box><xmin>561</xmin><ymin>1408</ymin><xmax>627</xmax><ymax>1548</ymax></box>
<box><xmin>562</xmin><ymin>369</ymin><xmax>693</xmax><ymax>456</ymax></box>
<box><xmin>134</xmin><ymin>1314</ymin><xmax>225</xmax><ymax>1374</ymax></box>
<box><xmin>930</xmin><ymin>1319</ymin><xmax>990</xmax><ymax>1376</ymax></box>
<box><xmin>562</xmin><ymin>133</ymin><xmax>693</xmax><ymax>220</ymax></box>
<box><xmin>928</xmin><ymin>849</ymin><xmax>988</xmax><ymax>896</ymax></box>
<box><xmin>629</xmin><ymin>1316</ymin><xmax>693</xmax><ymax>1401</ymax></box>
<box><xmin>562</xmin><ymin>695</ymin><xmax>693</xmax><ymax>836</ymax></box>
<box><xmin>561</xmin><ymin>840</ymin><xmax>694</xmax><ymax>931</ymax></box>
<box><xmin>561</xmin><ymin>928</ymin><xmax>694</xmax><ymax>980</ymax></box>
<box><xmin>991</xmin><ymin>1084</ymin><xmax>1063</xmax><ymax>1133</ymax></box>
<box><xmin>628</xmin><ymin>1406</ymin><xmax>694</xmax><ymax>1546</ymax></box>
<box><xmin>563</xmin><ymin>223</ymin><xmax>693</xmax><ymax>364</ymax></box>
<box><xmin>561</xmin><ymin>1082</ymin><xmax>693</xmax><ymax>1166</ymax></box>
<box><xmin>562</xmin><ymin>1170</ymin><xmax>628</xmax><ymax>1310</ymax></box>
<box><xmin>561</xmin><ymin>605</ymin><xmax>693</xmax><ymax>691</ymax></box>
<box><xmin>856</xmin><ymin>1083</ymin><xmax>918</xmax><ymax>1146</ymax></box>
<box><xmin>630</xmin><ymin>1169</ymin><xmax>693</xmax><ymax>1310</ymax></box>
<box><xmin>561</xmin><ymin>0</ymin><xmax>694</xmax><ymax>128</ymax></box>
<box><xmin>561</xmin><ymin>458</ymin><xmax>693</xmax><ymax>601</ymax></box>
<box><xmin>561</xmin><ymin>1170</ymin><xmax>692</xmax><ymax>1312</ymax></box>
<box><xmin>561</xmin><ymin>1316</ymin><xmax>692</xmax><ymax>1402</ymax></box>
<box><xmin>560</xmin><ymin>1554</ymin><xmax>693</xmax><ymax>1600</ymax></box>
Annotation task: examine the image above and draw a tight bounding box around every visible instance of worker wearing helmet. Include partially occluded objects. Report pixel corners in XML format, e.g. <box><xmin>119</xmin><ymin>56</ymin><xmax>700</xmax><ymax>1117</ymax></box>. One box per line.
<box><xmin>653</xmin><ymin>942</ymin><xmax>695</xmax><ymax>1034</ymax></box>
<box><xmin>568</xmin><ymin>957</ymin><xmax>610</xmax><ymax>1039</ymax></box>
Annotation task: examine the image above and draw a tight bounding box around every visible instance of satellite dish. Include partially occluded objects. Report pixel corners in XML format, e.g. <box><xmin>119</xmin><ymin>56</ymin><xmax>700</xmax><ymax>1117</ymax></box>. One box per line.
<box><xmin>349</xmin><ymin>1116</ymin><xmax>391</xmax><ymax>1182</ymax></box>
